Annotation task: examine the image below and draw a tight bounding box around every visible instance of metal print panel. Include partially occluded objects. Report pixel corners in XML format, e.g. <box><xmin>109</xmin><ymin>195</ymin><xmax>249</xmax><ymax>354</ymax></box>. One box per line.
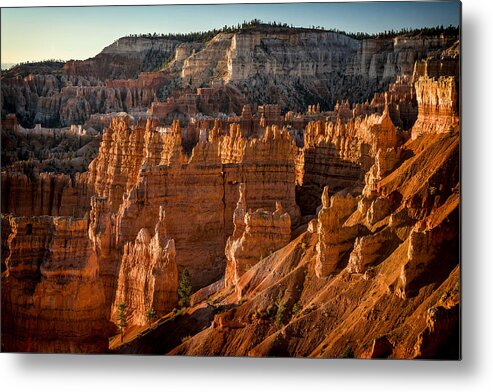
<box><xmin>0</xmin><ymin>1</ymin><xmax>461</xmax><ymax>358</ymax></box>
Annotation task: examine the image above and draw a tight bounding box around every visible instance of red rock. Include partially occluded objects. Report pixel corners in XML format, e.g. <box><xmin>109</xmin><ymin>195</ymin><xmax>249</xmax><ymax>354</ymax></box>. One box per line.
<box><xmin>1</xmin><ymin>31</ymin><xmax>460</xmax><ymax>356</ymax></box>
<box><xmin>1</xmin><ymin>215</ymin><xmax>112</xmax><ymax>352</ymax></box>
<box><xmin>112</xmin><ymin>207</ymin><xmax>178</xmax><ymax>326</ymax></box>
<box><xmin>315</xmin><ymin>187</ymin><xmax>359</xmax><ymax>277</ymax></box>
<box><xmin>225</xmin><ymin>184</ymin><xmax>291</xmax><ymax>295</ymax></box>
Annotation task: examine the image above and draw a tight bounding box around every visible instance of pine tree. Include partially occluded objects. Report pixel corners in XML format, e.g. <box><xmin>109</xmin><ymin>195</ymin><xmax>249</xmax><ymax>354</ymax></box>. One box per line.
<box><xmin>117</xmin><ymin>302</ymin><xmax>127</xmax><ymax>343</ymax></box>
<box><xmin>178</xmin><ymin>269</ymin><xmax>192</xmax><ymax>308</ymax></box>
<box><xmin>146</xmin><ymin>307</ymin><xmax>157</xmax><ymax>325</ymax></box>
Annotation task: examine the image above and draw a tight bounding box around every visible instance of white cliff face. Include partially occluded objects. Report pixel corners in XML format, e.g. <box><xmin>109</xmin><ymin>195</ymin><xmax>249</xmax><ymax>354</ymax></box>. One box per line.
<box><xmin>225</xmin><ymin>30</ymin><xmax>360</xmax><ymax>82</ymax></box>
<box><xmin>178</xmin><ymin>30</ymin><xmax>362</xmax><ymax>85</ymax></box>
<box><xmin>101</xmin><ymin>37</ymin><xmax>180</xmax><ymax>58</ymax></box>
<box><xmin>181</xmin><ymin>33</ymin><xmax>234</xmax><ymax>83</ymax></box>
<box><xmin>2</xmin><ymin>28</ymin><xmax>457</xmax><ymax>129</ymax></box>
<box><xmin>173</xmin><ymin>42</ymin><xmax>205</xmax><ymax>63</ymax></box>
<box><xmin>177</xmin><ymin>29</ymin><xmax>455</xmax><ymax>109</ymax></box>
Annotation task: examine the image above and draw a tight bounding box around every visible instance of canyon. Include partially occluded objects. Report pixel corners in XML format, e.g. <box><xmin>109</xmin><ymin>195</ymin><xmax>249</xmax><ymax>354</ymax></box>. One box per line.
<box><xmin>2</xmin><ymin>25</ymin><xmax>457</xmax><ymax>129</ymax></box>
<box><xmin>1</xmin><ymin>24</ymin><xmax>460</xmax><ymax>358</ymax></box>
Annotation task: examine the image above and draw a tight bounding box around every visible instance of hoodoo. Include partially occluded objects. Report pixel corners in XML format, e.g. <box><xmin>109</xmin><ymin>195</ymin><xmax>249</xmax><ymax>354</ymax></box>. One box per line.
<box><xmin>2</xmin><ymin>16</ymin><xmax>460</xmax><ymax>358</ymax></box>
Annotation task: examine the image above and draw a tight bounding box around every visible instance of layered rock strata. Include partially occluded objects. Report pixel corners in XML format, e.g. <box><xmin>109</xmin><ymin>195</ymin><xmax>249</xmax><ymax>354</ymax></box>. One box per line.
<box><xmin>1</xmin><ymin>215</ymin><xmax>112</xmax><ymax>352</ymax></box>
<box><xmin>1</xmin><ymin>35</ymin><xmax>460</xmax><ymax>356</ymax></box>
<box><xmin>136</xmin><ymin>48</ymin><xmax>460</xmax><ymax>358</ymax></box>
<box><xmin>1</xmin><ymin>28</ymin><xmax>457</xmax><ymax>128</ymax></box>
<box><xmin>109</xmin><ymin>121</ymin><xmax>300</xmax><ymax>288</ymax></box>
<box><xmin>182</xmin><ymin>28</ymin><xmax>455</xmax><ymax>110</ymax></box>
<box><xmin>412</xmin><ymin>76</ymin><xmax>459</xmax><ymax>138</ymax></box>
<box><xmin>225</xmin><ymin>184</ymin><xmax>291</xmax><ymax>294</ymax></box>
<box><xmin>159</xmin><ymin>128</ymin><xmax>459</xmax><ymax>359</ymax></box>
<box><xmin>1</xmin><ymin>171</ymin><xmax>91</xmax><ymax>218</ymax></box>
<box><xmin>411</xmin><ymin>43</ymin><xmax>460</xmax><ymax>138</ymax></box>
<box><xmin>296</xmin><ymin>100</ymin><xmax>398</xmax><ymax>214</ymax></box>
<box><xmin>112</xmin><ymin>207</ymin><xmax>178</xmax><ymax>326</ymax></box>
<box><xmin>315</xmin><ymin>187</ymin><xmax>359</xmax><ymax>277</ymax></box>
<box><xmin>64</xmin><ymin>36</ymin><xmax>180</xmax><ymax>80</ymax></box>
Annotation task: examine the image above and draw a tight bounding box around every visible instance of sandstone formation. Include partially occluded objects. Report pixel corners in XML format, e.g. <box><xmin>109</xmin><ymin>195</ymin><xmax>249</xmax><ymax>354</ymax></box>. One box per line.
<box><xmin>1</xmin><ymin>109</ymin><xmax>304</xmax><ymax>351</ymax></box>
<box><xmin>225</xmin><ymin>183</ymin><xmax>291</xmax><ymax>295</ymax></box>
<box><xmin>413</xmin><ymin>76</ymin><xmax>458</xmax><ymax>138</ymax></box>
<box><xmin>64</xmin><ymin>36</ymin><xmax>181</xmax><ymax>80</ymax></box>
<box><xmin>112</xmin><ymin>207</ymin><xmax>178</xmax><ymax>326</ymax></box>
<box><xmin>411</xmin><ymin>43</ymin><xmax>459</xmax><ymax>138</ymax></box>
<box><xmin>161</xmin><ymin>129</ymin><xmax>459</xmax><ymax>359</ymax></box>
<box><xmin>315</xmin><ymin>186</ymin><xmax>359</xmax><ymax>277</ymax></box>
<box><xmin>1</xmin><ymin>215</ymin><xmax>112</xmax><ymax>352</ymax></box>
<box><xmin>180</xmin><ymin>27</ymin><xmax>455</xmax><ymax>111</ymax></box>
<box><xmin>117</xmin><ymin>39</ymin><xmax>459</xmax><ymax>359</ymax></box>
<box><xmin>1</xmin><ymin>27</ymin><xmax>457</xmax><ymax>128</ymax></box>
<box><xmin>111</xmin><ymin>121</ymin><xmax>300</xmax><ymax>288</ymax></box>
<box><xmin>296</xmin><ymin>98</ymin><xmax>398</xmax><ymax>214</ymax></box>
<box><xmin>1</xmin><ymin>27</ymin><xmax>460</xmax><ymax>356</ymax></box>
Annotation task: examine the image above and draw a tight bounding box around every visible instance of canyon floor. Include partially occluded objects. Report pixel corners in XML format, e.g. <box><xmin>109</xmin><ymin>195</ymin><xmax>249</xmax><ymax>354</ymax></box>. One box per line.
<box><xmin>1</xmin><ymin>24</ymin><xmax>460</xmax><ymax>358</ymax></box>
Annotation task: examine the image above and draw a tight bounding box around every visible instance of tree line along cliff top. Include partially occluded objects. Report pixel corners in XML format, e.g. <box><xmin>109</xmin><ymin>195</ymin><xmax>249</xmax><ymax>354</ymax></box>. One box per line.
<box><xmin>2</xmin><ymin>21</ymin><xmax>459</xmax><ymax>76</ymax></box>
<box><xmin>121</xmin><ymin>20</ymin><xmax>459</xmax><ymax>43</ymax></box>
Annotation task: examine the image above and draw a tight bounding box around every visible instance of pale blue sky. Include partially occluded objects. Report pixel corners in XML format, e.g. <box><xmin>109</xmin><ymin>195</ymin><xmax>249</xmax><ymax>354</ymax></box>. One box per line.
<box><xmin>1</xmin><ymin>2</ymin><xmax>460</xmax><ymax>64</ymax></box>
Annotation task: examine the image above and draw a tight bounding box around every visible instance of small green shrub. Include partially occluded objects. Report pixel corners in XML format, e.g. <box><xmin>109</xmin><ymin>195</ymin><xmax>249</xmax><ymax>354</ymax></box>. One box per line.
<box><xmin>266</xmin><ymin>304</ymin><xmax>276</xmax><ymax>317</ymax></box>
<box><xmin>274</xmin><ymin>295</ymin><xmax>286</xmax><ymax>328</ymax></box>
<box><xmin>341</xmin><ymin>347</ymin><xmax>355</xmax><ymax>358</ymax></box>
<box><xmin>145</xmin><ymin>307</ymin><xmax>157</xmax><ymax>324</ymax></box>
<box><xmin>291</xmin><ymin>303</ymin><xmax>301</xmax><ymax>319</ymax></box>
<box><xmin>117</xmin><ymin>302</ymin><xmax>127</xmax><ymax>343</ymax></box>
<box><xmin>252</xmin><ymin>308</ymin><xmax>263</xmax><ymax>321</ymax></box>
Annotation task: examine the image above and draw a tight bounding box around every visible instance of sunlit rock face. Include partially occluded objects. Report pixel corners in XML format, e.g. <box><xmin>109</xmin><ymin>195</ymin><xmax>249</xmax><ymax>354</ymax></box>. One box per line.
<box><xmin>109</xmin><ymin>120</ymin><xmax>300</xmax><ymax>289</ymax></box>
<box><xmin>112</xmin><ymin>207</ymin><xmax>178</xmax><ymax>327</ymax></box>
<box><xmin>225</xmin><ymin>183</ymin><xmax>291</xmax><ymax>295</ymax></box>
<box><xmin>1</xmin><ymin>27</ymin><xmax>460</xmax><ymax>355</ymax></box>
<box><xmin>412</xmin><ymin>42</ymin><xmax>460</xmax><ymax>139</ymax></box>
<box><xmin>295</xmin><ymin>97</ymin><xmax>398</xmax><ymax>215</ymax></box>
<box><xmin>147</xmin><ymin>41</ymin><xmax>459</xmax><ymax>360</ymax></box>
<box><xmin>1</xmin><ymin>28</ymin><xmax>456</xmax><ymax>128</ymax></box>
<box><xmin>315</xmin><ymin>186</ymin><xmax>360</xmax><ymax>277</ymax></box>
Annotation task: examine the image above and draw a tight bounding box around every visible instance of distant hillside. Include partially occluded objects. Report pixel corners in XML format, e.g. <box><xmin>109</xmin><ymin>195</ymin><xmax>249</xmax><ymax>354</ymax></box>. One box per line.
<box><xmin>1</xmin><ymin>24</ymin><xmax>459</xmax><ymax>127</ymax></box>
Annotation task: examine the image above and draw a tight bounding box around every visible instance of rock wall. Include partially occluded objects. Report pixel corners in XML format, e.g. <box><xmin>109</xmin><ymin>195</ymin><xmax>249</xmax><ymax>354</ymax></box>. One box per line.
<box><xmin>1</xmin><ymin>33</ymin><xmax>460</xmax><ymax>355</ymax></box>
<box><xmin>412</xmin><ymin>76</ymin><xmax>458</xmax><ymax>138</ymax></box>
<box><xmin>181</xmin><ymin>28</ymin><xmax>455</xmax><ymax>110</ymax></box>
<box><xmin>1</xmin><ymin>171</ymin><xmax>91</xmax><ymax>218</ymax></box>
<box><xmin>109</xmin><ymin>120</ymin><xmax>300</xmax><ymax>288</ymax></box>
<box><xmin>296</xmin><ymin>100</ymin><xmax>398</xmax><ymax>214</ymax></box>
<box><xmin>1</xmin><ymin>72</ymin><xmax>166</xmax><ymax>128</ymax></box>
<box><xmin>2</xmin><ymin>29</ymin><xmax>457</xmax><ymax>128</ymax></box>
<box><xmin>161</xmin><ymin>91</ymin><xmax>460</xmax><ymax>359</ymax></box>
<box><xmin>86</xmin><ymin>115</ymin><xmax>152</xmax><ymax>212</ymax></box>
<box><xmin>225</xmin><ymin>184</ymin><xmax>291</xmax><ymax>293</ymax></box>
<box><xmin>112</xmin><ymin>207</ymin><xmax>178</xmax><ymax>326</ymax></box>
<box><xmin>64</xmin><ymin>36</ymin><xmax>180</xmax><ymax>80</ymax></box>
<box><xmin>1</xmin><ymin>215</ymin><xmax>112</xmax><ymax>352</ymax></box>
<box><xmin>315</xmin><ymin>187</ymin><xmax>359</xmax><ymax>277</ymax></box>
<box><xmin>411</xmin><ymin>42</ymin><xmax>460</xmax><ymax>138</ymax></box>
